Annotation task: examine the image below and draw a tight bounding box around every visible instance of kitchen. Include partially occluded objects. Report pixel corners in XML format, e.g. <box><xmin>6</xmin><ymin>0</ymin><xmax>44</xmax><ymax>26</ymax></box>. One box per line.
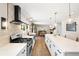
<box><xmin>0</xmin><ymin>3</ymin><xmax>36</xmax><ymax>56</ymax></box>
<box><xmin>0</xmin><ymin>3</ymin><xmax>79</xmax><ymax>56</ymax></box>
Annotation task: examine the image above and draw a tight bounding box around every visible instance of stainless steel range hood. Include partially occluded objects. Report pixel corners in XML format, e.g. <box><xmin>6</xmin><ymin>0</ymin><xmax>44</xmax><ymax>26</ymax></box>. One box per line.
<box><xmin>10</xmin><ymin>5</ymin><xmax>24</xmax><ymax>25</ymax></box>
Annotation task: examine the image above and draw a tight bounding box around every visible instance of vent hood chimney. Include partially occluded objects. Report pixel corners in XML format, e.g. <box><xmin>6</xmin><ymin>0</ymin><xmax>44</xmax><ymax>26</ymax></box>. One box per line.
<box><xmin>10</xmin><ymin>5</ymin><xmax>24</xmax><ymax>24</ymax></box>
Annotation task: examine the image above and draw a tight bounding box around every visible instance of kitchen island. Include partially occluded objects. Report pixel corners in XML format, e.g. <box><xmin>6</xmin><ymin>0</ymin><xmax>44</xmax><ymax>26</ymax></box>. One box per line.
<box><xmin>0</xmin><ymin>43</ymin><xmax>27</xmax><ymax>56</ymax></box>
<box><xmin>45</xmin><ymin>34</ymin><xmax>79</xmax><ymax>56</ymax></box>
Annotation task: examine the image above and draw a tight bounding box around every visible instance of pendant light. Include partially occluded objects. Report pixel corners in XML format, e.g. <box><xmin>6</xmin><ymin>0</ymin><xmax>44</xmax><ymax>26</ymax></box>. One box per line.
<box><xmin>49</xmin><ymin>17</ymin><xmax>52</xmax><ymax>29</ymax></box>
<box><xmin>54</xmin><ymin>12</ymin><xmax>57</xmax><ymax>27</ymax></box>
<box><xmin>68</xmin><ymin>3</ymin><xmax>73</xmax><ymax>24</ymax></box>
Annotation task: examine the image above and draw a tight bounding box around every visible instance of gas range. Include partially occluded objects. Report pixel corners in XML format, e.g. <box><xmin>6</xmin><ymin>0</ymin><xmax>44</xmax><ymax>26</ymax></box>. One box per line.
<box><xmin>10</xmin><ymin>33</ymin><xmax>34</xmax><ymax>56</ymax></box>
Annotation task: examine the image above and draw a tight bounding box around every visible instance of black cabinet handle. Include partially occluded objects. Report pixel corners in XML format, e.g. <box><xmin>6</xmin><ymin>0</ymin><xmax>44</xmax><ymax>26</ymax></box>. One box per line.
<box><xmin>57</xmin><ymin>50</ymin><xmax>61</xmax><ymax>54</ymax></box>
<box><xmin>49</xmin><ymin>44</ymin><xmax>51</xmax><ymax>48</ymax></box>
<box><xmin>53</xmin><ymin>44</ymin><xmax>55</xmax><ymax>47</ymax></box>
<box><xmin>22</xmin><ymin>49</ymin><xmax>25</xmax><ymax>54</ymax></box>
<box><xmin>55</xmin><ymin>52</ymin><xmax>57</xmax><ymax>56</ymax></box>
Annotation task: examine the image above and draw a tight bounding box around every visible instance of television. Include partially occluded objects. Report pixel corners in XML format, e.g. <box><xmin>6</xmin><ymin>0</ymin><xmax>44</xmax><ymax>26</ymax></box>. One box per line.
<box><xmin>66</xmin><ymin>22</ymin><xmax>76</xmax><ymax>31</ymax></box>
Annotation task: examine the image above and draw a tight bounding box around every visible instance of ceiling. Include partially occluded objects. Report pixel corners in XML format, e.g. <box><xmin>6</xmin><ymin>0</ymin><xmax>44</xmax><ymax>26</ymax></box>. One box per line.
<box><xmin>13</xmin><ymin>3</ymin><xmax>79</xmax><ymax>25</ymax></box>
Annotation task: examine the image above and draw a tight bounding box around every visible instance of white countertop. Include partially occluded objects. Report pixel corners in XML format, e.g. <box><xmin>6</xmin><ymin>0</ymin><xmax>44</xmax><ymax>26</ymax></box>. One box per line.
<box><xmin>46</xmin><ymin>34</ymin><xmax>79</xmax><ymax>52</ymax></box>
<box><xmin>29</xmin><ymin>33</ymin><xmax>36</xmax><ymax>36</ymax></box>
<box><xmin>0</xmin><ymin>43</ymin><xmax>27</xmax><ymax>56</ymax></box>
<box><xmin>22</xmin><ymin>35</ymin><xmax>34</xmax><ymax>39</ymax></box>
<box><xmin>10</xmin><ymin>33</ymin><xmax>34</xmax><ymax>40</ymax></box>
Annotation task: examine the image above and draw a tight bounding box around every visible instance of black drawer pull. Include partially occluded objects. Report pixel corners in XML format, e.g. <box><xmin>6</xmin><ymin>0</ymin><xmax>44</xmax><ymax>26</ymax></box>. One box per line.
<box><xmin>55</xmin><ymin>52</ymin><xmax>57</xmax><ymax>56</ymax></box>
<box><xmin>49</xmin><ymin>44</ymin><xmax>51</xmax><ymax>48</ymax></box>
<box><xmin>53</xmin><ymin>44</ymin><xmax>55</xmax><ymax>47</ymax></box>
<box><xmin>22</xmin><ymin>49</ymin><xmax>25</xmax><ymax>54</ymax></box>
<box><xmin>57</xmin><ymin>50</ymin><xmax>61</xmax><ymax>54</ymax></box>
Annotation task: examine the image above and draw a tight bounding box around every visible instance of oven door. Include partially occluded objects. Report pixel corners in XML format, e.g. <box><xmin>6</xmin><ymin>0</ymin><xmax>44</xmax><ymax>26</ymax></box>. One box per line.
<box><xmin>27</xmin><ymin>44</ymin><xmax>32</xmax><ymax>56</ymax></box>
<box><xmin>27</xmin><ymin>39</ymin><xmax>33</xmax><ymax>56</ymax></box>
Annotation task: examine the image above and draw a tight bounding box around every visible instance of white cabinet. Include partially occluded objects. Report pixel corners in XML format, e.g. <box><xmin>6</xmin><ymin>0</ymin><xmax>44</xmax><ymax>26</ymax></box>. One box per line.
<box><xmin>0</xmin><ymin>43</ymin><xmax>27</xmax><ymax>56</ymax></box>
<box><xmin>45</xmin><ymin>34</ymin><xmax>63</xmax><ymax>56</ymax></box>
<box><xmin>45</xmin><ymin>34</ymin><xmax>79</xmax><ymax>56</ymax></box>
<box><xmin>45</xmin><ymin>37</ymin><xmax>55</xmax><ymax>56</ymax></box>
<box><xmin>17</xmin><ymin>45</ymin><xmax>27</xmax><ymax>56</ymax></box>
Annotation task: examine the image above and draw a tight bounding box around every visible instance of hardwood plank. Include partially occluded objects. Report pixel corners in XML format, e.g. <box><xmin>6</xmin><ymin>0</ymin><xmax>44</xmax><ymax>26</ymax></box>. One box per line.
<box><xmin>32</xmin><ymin>36</ymin><xmax>51</xmax><ymax>56</ymax></box>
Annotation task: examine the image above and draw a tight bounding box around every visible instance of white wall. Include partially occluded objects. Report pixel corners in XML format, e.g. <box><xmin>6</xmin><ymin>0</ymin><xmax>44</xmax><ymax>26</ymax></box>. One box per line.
<box><xmin>0</xmin><ymin>3</ymin><xmax>9</xmax><ymax>46</ymax></box>
<box><xmin>0</xmin><ymin>3</ymin><xmax>23</xmax><ymax>47</ymax></box>
<box><xmin>61</xmin><ymin>18</ymin><xmax>79</xmax><ymax>41</ymax></box>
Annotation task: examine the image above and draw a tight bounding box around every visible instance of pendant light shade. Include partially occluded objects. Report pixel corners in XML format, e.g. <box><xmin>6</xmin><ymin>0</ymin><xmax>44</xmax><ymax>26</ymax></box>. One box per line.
<box><xmin>68</xmin><ymin>3</ymin><xmax>73</xmax><ymax>24</ymax></box>
<box><xmin>68</xmin><ymin>17</ymin><xmax>73</xmax><ymax>23</ymax></box>
<box><xmin>54</xmin><ymin>23</ymin><xmax>57</xmax><ymax>27</ymax></box>
<box><xmin>54</xmin><ymin>12</ymin><xmax>57</xmax><ymax>27</ymax></box>
<box><xmin>49</xmin><ymin>17</ymin><xmax>52</xmax><ymax>29</ymax></box>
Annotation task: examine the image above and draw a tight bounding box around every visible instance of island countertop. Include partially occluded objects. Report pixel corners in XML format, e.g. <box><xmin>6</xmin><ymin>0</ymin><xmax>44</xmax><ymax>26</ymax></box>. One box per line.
<box><xmin>0</xmin><ymin>43</ymin><xmax>27</xmax><ymax>56</ymax></box>
<box><xmin>45</xmin><ymin>34</ymin><xmax>79</xmax><ymax>52</ymax></box>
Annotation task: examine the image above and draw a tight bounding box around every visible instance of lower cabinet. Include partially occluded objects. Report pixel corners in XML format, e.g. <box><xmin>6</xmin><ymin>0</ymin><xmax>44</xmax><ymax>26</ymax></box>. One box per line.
<box><xmin>45</xmin><ymin>34</ymin><xmax>79</xmax><ymax>56</ymax></box>
<box><xmin>45</xmin><ymin>38</ymin><xmax>63</xmax><ymax>56</ymax></box>
<box><xmin>17</xmin><ymin>45</ymin><xmax>27</xmax><ymax>56</ymax></box>
<box><xmin>45</xmin><ymin>38</ymin><xmax>54</xmax><ymax>56</ymax></box>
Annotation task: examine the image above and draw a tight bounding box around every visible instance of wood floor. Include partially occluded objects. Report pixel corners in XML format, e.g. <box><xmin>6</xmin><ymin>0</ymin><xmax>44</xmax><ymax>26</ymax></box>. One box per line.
<box><xmin>32</xmin><ymin>36</ymin><xmax>51</xmax><ymax>56</ymax></box>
